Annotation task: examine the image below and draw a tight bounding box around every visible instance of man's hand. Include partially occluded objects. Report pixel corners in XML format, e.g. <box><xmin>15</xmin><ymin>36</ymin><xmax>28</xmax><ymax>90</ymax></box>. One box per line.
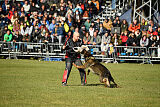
<box><xmin>63</xmin><ymin>46</ymin><xmax>66</xmax><ymax>50</ymax></box>
<box><xmin>72</xmin><ymin>63</ymin><xmax>77</xmax><ymax>68</ymax></box>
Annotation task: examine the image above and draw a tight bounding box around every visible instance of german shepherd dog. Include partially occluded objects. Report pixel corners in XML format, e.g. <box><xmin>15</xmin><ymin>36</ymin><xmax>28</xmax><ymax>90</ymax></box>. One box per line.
<box><xmin>73</xmin><ymin>46</ymin><xmax>118</xmax><ymax>87</ymax></box>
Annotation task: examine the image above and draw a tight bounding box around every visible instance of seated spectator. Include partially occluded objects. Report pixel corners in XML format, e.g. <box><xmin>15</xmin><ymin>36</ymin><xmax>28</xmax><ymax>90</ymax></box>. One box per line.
<box><xmin>58</xmin><ymin>6</ymin><xmax>66</xmax><ymax>17</ymax></box>
<box><xmin>135</xmin><ymin>29</ymin><xmax>142</xmax><ymax>46</ymax></box>
<box><xmin>0</xmin><ymin>6</ymin><xmax>8</xmax><ymax>27</ymax></box>
<box><xmin>74</xmin><ymin>10</ymin><xmax>82</xmax><ymax>23</ymax></box>
<box><xmin>8</xmin><ymin>6</ymin><xmax>16</xmax><ymax>20</ymax></box>
<box><xmin>4</xmin><ymin>30</ymin><xmax>12</xmax><ymax>42</ymax></box>
<box><xmin>95</xmin><ymin>18</ymin><xmax>100</xmax><ymax>30</ymax></box>
<box><xmin>89</xmin><ymin>26</ymin><xmax>94</xmax><ymax>37</ymax></box>
<box><xmin>23</xmin><ymin>16</ymin><xmax>30</xmax><ymax>26</ymax></box>
<box><xmin>2</xmin><ymin>0</ymin><xmax>9</xmax><ymax>12</ymax></box>
<box><xmin>41</xmin><ymin>32</ymin><xmax>52</xmax><ymax>43</ymax></box>
<box><xmin>147</xmin><ymin>27</ymin><xmax>158</xmax><ymax>38</ymax></box>
<box><xmin>87</xmin><ymin>0</ymin><xmax>98</xmax><ymax>17</ymax></box>
<box><xmin>49</xmin><ymin>19</ymin><xmax>56</xmax><ymax>35</ymax></box>
<box><xmin>148</xmin><ymin>20</ymin><xmax>157</xmax><ymax>32</ymax></box>
<box><xmin>150</xmin><ymin>35</ymin><xmax>159</xmax><ymax>47</ymax></box>
<box><xmin>90</xmin><ymin>31</ymin><xmax>101</xmax><ymax>45</ymax></box>
<box><xmin>8</xmin><ymin>22</ymin><xmax>13</xmax><ymax>32</ymax></box>
<box><xmin>140</xmin><ymin>35</ymin><xmax>149</xmax><ymax>47</ymax></box>
<box><xmin>127</xmin><ymin>32</ymin><xmax>137</xmax><ymax>46</ymax></box>
<box><xmin>92</xmin><ymin>0</ymin><xmax>100</xmax><ymax>11</ymax></box>
<box><xmin>21</xmin><ymin>23</ymin><xmax>33</xmax><ymax>39</ymax></box>
<box><xmin>32</xmin><ymin>25</ymin><xmax>41</xmax><ymax>43</ymax></box>
<box><xmin>140</xmin><ymin>18</ymin><xmax>148</xmax><ymax>31</ymax></box>
<box><xmin>113</xmin><ymin>16</ymin><xmax>121</xmax><ymax>27</ymax></box>
<box><xmin>83</xmin><ymin>32</ymin><xmax>91</xmax><ymax>45</ymax></box>
<box><xmin>30</xmin><ymin>2</ymin><xmax>37</xmax><ymax>13</ymax></box>
<box><xmin>11</xmin><ymin>11</ymin><xmax>19</xmax><ymax>24</ymax></box>
<box><xmin>158</xmin><ymin>26</ymin><xmax>160</xmax><ymax>36</ymax></box>
<box><xmin>121</xmin><ymin>19</ymin><xmax>128</xmax><ymax>33</ymax></box>
<box><xmin>103</xmin><ymin>18</ymin><xmax>113</xmax><ymax>31</ymax></box>
<box><xmin>98</xmin><ymin>23</ymin><xmax>106</xmax><ymax>37</ymax></box>
<box><xmin>12</xmin><ymin>31</ymin><xmax>23</xmax><ymax>42</ymax></box>
<box><xmin>111</xmin><ymin>33</ymin><xmax>122</xmax><ymax>46</ymax></box>
<box><xmin>73</xmin><ymin>3</ymin><xmax>83</xmax><ymax>14</ymax></box>
<box><xmin>128</xmin><ymin>19</ymin><xmax>140</xmax><ymax>33</ymax></box>
<box><xmin>120</xmin><ymin>31</ymin><xmax>128</xmax><ymax>46</ymax></box>
<box><xmin>23</xmin><ymin>0</ymin><xmax>30</xmax><ymax>13</ymax></box>
<box><xmin>18</xmin><ymin>7</ymin><xmax>26</xmax><ymax>17</ymax></box>
<box><xmin>53</xmin><ymin>24</ymin><xmax>63</xmax><ymax>44</ymax></box>
<box><xmin>84</xmin><ymin>18</ymin><xmax>91</xmax><ymax>31</ymax></box>
<box><xmin>101</xmin><ymin>31</ymin><xmax>111</xmax><ymax>52</ymax></box>
<box><xmin>13</xmin><ymin>20</ymin><xmax>20</xmax><ymax>34</ymax></box>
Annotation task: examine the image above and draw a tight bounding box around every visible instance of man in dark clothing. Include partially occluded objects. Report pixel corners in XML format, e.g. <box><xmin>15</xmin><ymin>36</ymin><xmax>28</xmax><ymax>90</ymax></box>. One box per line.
<box><xmin>126</xmin><ymin>33</ymin><xmax>137</xmax><ymax>46</ymax></box>
<box><xmin>62</xmin><ymin>32</ymin><xmax>86</xmax><ymax>86</ymax></box>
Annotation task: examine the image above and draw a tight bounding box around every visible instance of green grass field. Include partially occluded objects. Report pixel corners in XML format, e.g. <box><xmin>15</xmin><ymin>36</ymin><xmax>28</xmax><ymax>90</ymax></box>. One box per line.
<box><xmin>0</xmin><ymin>59</ymin><xmax>160</xmax><ymax>107</ymax></box>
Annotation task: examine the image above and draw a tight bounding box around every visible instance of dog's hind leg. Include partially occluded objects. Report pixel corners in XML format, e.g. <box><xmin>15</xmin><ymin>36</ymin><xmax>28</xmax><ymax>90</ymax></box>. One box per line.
<box><xmin>103</xmin><ymin>78</ymin><xmax>110</xmax><ymax>87</ymax></box>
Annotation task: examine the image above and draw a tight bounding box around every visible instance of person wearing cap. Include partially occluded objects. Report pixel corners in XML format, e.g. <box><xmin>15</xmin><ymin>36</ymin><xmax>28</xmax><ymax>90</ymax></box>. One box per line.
<box><xmin>62</xmin><ymin>32</ymin><xmax>86</xmax><ymax>86</ymax></box>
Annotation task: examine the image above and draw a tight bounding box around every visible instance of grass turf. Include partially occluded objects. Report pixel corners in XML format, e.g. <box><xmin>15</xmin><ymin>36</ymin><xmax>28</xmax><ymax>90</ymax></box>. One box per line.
<box><xmin>0</xmin><ymin>59</ymin><xmax>160</xmax><ymax>107</ymax></box>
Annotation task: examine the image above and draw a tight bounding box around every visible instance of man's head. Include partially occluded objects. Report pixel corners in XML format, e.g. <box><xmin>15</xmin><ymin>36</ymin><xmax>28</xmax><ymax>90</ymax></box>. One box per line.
<box><xmin>7</xmin><ymin>30</ymin><xmax>10</xmax><ymax>35</ymax></box>
<box><xmin>73</xmin><ymin>32</ymin><xmax>80</xmax><ymax>42</ymax></box>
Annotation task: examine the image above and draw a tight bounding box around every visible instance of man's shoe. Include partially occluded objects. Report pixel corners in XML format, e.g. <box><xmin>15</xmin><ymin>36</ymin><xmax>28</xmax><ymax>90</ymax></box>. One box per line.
<box><xmin>62</xmin><ymin>82</ymin><xmax>67</xmax><ymax>86</ymax></box>
<box><xmin>81</xmin><ymin>83</ymin><xmax>86</xmax><ymax>86</ymax></box>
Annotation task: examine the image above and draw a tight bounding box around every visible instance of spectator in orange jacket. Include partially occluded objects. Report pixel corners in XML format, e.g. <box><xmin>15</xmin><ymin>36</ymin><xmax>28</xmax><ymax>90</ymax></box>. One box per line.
<box><xmin>128</xmin><ymin>19</ymin><xmax>140</xmax><ymax>33</ymax></box>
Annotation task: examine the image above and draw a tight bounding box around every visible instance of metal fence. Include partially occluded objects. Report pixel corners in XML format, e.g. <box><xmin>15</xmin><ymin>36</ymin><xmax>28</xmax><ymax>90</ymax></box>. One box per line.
<box><xmin>0</xmin><ymin>42</ymin><xmax>160</xmax><ymax>63</ymax></box>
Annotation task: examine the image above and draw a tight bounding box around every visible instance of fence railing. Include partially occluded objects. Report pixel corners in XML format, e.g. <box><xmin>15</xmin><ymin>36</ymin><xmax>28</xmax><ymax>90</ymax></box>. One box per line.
<box><xmin>0</xmin><ymin>42</ymin><xmax>160</xmax><ymax>63</ymax></box>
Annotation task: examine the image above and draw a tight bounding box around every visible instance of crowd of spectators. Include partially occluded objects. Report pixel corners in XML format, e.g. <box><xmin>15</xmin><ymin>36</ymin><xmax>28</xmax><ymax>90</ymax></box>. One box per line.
<box><xmin>0</xmin><ymin>0</ymin><xmax>160</xmax><ymax>52</ymax></box>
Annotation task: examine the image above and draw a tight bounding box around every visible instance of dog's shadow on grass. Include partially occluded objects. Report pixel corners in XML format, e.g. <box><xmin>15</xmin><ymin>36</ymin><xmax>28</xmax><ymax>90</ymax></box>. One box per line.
<box><xmin>69</xmin><ymin>84</ymin><xmax>118</xmax><ymax>88</ymax></box>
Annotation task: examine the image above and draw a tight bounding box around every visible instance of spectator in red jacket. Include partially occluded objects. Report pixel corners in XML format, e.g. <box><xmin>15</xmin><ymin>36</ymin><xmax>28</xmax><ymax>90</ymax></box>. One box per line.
<box><xmin>128</xmin><ymin>19</ymin><xmax>140</xmax><ymax>33</ymax></box>
<box><xmin>120</xmin><ymin>30</ymin><xmax>128</xmax><ymax>46</ymax></box>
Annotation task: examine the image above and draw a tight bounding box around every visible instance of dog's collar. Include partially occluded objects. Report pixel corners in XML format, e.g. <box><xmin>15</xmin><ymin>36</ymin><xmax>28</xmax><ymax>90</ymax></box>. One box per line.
<box><xmin>86</xmin><ymin>56</ymin><xmax>95</xmax><ymax>61</ymax></box>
